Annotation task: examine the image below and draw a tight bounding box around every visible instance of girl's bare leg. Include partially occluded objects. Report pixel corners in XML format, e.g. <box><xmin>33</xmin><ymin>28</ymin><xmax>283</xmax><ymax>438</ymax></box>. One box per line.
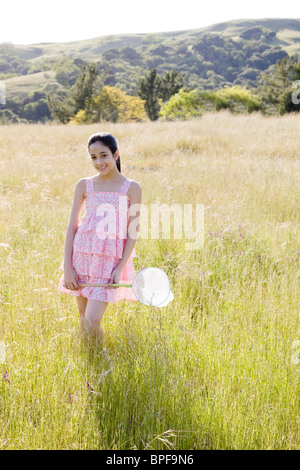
<box><xmin>83</xmin><ymin>299</ymin><xmax>108</xmax><ymax>349</ymax></box>
<box><xmin>76</xmin><ymin>296</ymin><xmax>88</xmax><ymax>335</ymax></box>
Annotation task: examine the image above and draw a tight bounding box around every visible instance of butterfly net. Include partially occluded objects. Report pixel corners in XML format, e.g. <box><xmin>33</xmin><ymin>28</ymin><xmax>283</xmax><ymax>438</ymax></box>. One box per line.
<box><xmin>132</xmin><ymin>267</ymin><xmax>172</xmax><ymax>307</ymax></box>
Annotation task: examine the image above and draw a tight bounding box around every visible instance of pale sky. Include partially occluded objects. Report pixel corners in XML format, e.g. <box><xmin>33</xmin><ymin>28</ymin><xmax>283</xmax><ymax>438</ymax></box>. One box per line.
<box><xmin>1</xmin><ymin>0</ymin><xmax>300</xmax><ymax>45</ymax></box>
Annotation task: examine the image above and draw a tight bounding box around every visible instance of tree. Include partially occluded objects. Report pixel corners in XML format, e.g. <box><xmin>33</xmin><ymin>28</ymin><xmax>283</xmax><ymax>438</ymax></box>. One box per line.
<box><xmin>159</xmin><ymin>89</ymin><xmax>203</xmax><ymax>120</ymax></box>
<box><xmin>0</xmin><ymin>109</ymin><xmax>21</xmax><ymax>124</ymax></box>
<box><xmin>213</xmin><ymin>85</ymin><xmax>261</xmax><ymax>113</ymax></box>
<box><xmin>137</xmin><ymin>69</ymin><xmax>161</xmax><ymax>121</ymax></box>
<box><xmin>47</xmin><ymin>91</ymin><xmax>74</xmax><ymax>123</ymax></box>
<box><xmin>257</xmin><ymin>56</ymin><xmax>297</xmax><ymax>114</ymax></box>
<box><xmin>69</xmin><ymin>86</ymin><xmax>146</xmax><ymax>124</ymax></box>
<box><xmin>22</xmin><ymin>99</ymin><xmax>51</xmax><ymax>122</ymax></box>
<box><xmin>137</xmin><ymin>69</ymin><xmax>185</xmax><ymax>120</ymax></box>
<box><xmin>160</xmin><ymin>85</ymin><xmax>261</xmax><ymax>119</ymax></box>
<box><xmin>54</xmin><ymin>57</ymin><xmax>81</xmax><ymax>86</ymax></box>
<box><xmin>240</xmin><ymin>27</ymin><xmax>263</xmax><ymax>41</ymax></box>
<box><xmin>47</xmin><ymin>63</ymin><xmax>100</xmax><ymax>123</ymax></box>
<box><xmin>69</xmin><ymin>63</ymin><xmax>100</xmax><ymax>114</ymax></box>
<box><xmin>279</xmin><ymin>89</ymin><xmax>300</xmax><ymax>114</ymax></box>
<box><xmin>158</xmin><ymin>70</ymin><xmax>184</xmax><ymax>101</ymax></box>
<box><xmin>119</xmin><ymin>93</ymin><xmax>147</xmax><ymax>122</ymax></box>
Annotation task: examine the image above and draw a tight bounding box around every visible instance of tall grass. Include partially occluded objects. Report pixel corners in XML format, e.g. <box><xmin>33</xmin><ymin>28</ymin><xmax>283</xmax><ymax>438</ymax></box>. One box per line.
<box><xmin>0</xmin><ymin>112</ymin><xmax>299</xmax><ymax>449</ymax></box>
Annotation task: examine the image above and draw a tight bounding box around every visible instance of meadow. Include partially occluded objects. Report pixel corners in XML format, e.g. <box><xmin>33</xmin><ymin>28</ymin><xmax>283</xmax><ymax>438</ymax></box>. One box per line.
<box><xmin>0</xmin><ymin>111</ymin><xmax>299</xmax><ymax>450</ymax></box>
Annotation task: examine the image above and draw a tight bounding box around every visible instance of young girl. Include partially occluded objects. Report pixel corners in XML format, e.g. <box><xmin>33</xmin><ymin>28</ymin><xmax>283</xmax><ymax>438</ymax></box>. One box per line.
<box><xmin>58</xmin><ymin>132</ymin><xmax>142</xmax><ymax>344</ymax></box>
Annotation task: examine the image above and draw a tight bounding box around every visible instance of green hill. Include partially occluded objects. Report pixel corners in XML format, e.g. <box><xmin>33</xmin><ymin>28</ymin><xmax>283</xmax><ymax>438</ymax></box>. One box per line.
<box><xmin>11</xmin><ymin>18</ymin><xmax>300</xmax><ymax>59</ymax></box>
<box><xmin>1</xmin><ymin>18</ymin><xmax>300</xmax><ymax>114</ymax></box>
<box><xmin>4</xmin><ymin>71</ymin><xmax>62</xmax><ymax>100</ymax></box>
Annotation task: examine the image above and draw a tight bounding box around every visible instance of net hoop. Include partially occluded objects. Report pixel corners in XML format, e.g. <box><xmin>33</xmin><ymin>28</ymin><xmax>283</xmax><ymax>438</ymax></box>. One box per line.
<box><xmin>132</xmin><ymin>267</ymin><xmax>172</xmax><ymax>307</ymax></box>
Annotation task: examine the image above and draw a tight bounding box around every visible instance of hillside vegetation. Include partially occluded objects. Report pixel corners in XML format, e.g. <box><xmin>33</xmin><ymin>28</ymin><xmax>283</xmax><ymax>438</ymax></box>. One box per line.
<box><xmin>2</xmin><ymin>19</ymin><xmax>300</xmax><ymax>93</ymax></box>
<box><xmin>0</xmin><ymin>18</ymin><xmax>300</xmax><ymax>123</ymax></box>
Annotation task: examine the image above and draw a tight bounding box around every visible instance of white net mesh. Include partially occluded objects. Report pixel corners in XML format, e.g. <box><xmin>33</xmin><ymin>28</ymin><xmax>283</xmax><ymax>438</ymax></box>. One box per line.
<box><xmin>132</xmin><ymin>267</ymin><xmax>172</xmax><ymax>307</ymax></box>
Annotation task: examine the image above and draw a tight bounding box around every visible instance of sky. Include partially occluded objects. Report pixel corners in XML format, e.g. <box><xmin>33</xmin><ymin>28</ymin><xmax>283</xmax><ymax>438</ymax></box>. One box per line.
<box><xmin>1</xmin><ymin>0</ymin><xmax>300</xmax><ymax>45</ymax></box>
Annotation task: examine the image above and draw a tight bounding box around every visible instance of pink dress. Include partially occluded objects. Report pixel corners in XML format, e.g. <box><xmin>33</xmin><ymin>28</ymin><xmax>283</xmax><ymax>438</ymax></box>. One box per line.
<box><xmin>57</xmin><ymin>176</ymin><xmax>137</xmax><ymax>303</ymax></box>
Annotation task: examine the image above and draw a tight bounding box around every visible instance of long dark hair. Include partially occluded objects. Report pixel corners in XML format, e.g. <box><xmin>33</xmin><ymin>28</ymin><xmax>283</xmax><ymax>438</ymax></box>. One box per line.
<box><xmin>87</xmin><ymin>132</ymin><xmax>121</xmax><ymax>173</ymax></box>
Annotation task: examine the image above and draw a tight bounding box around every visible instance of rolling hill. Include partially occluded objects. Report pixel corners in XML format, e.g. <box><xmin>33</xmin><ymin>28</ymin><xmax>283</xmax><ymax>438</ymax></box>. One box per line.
<box><xmin>1</xmin><ymin>18</ymin><xmax>300</xmax><ymax>119</ymax></box>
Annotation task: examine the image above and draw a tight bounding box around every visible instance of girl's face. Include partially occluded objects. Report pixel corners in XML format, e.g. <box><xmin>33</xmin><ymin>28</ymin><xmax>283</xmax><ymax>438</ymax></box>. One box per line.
<box><xmin>89</xmin><ymin>141</ymin><xmax>119</xmax><ymax>176</ymax></box>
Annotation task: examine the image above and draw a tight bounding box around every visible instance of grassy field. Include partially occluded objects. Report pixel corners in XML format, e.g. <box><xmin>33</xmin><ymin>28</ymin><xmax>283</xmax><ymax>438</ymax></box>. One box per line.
<box><xmin>0</xmin><ymin>112</ymin><xmax>299</xmax><ymax>450</ymax></box>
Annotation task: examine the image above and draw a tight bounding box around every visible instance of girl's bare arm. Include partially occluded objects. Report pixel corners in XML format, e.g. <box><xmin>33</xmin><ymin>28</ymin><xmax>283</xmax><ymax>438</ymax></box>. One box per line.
<box><xmin>63</xmin><ymin>179</ymin><xmax>86</xmax><ymax>289</ymax></box>
<box><xmin>110</xmin><ymin>182</ymin><xmax>142</xmax><ymax>284</ymax></box>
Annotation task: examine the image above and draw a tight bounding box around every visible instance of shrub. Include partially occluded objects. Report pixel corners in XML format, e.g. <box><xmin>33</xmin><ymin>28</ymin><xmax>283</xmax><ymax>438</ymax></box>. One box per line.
<box><xmin>159</xmin><ymin>89</ymin><xmax>203</xmax><ymax>120</ymax></box>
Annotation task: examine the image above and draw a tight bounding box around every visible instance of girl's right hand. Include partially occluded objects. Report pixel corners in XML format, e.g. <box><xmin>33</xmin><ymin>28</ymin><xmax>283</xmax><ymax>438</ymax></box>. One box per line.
<box><xmin>63</xmin><ymin>266</ymin><xmax>80</xmax><ymax>290</ymax></box>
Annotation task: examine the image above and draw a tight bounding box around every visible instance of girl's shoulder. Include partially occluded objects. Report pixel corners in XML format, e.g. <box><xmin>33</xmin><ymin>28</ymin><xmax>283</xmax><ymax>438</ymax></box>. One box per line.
<box><xmin>126</xmin><ymin>178</ymin><xmax>142</xmax><ymax>201</ymax></box>
<box><xmin>74</xmin><ymin>177</ymin><xmax>91</xmax><ymax>197</ymax></box>
<box><xmin>74</xmin><ymin>176</ymin><xmax>141</xmax><ymax>198</ymax></box>
<box><xmin>127</xmin><ymin>179</ymin><xmax>142</xmax><ymax>191</ymax></box>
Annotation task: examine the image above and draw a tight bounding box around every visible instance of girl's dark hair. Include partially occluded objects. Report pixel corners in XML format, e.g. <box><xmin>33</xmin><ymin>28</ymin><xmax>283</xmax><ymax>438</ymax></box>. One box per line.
<box><xmin>87</xmin><ymin>132</ymin><xmax>121</xmax><ymax>173</ymax></box>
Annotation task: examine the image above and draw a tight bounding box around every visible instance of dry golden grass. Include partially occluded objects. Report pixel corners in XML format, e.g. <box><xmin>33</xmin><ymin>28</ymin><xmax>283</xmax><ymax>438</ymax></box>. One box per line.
<box><xmin>0</xmin><ymin>111</ymin><xmax>299</xmax><ymax>449</ymax></box>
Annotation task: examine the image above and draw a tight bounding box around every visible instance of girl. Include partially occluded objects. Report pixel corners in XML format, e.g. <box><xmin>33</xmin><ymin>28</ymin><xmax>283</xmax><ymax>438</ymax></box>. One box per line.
<box><xmin>58</xmin><ymin>132</ymin><xmax>142</xmax><ymax>345</ymax></box>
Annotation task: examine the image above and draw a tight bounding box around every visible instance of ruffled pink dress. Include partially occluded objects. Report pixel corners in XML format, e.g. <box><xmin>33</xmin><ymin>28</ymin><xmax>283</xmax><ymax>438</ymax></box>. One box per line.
<box><xmin>58</xmin><ymin>176</ymin><xmax>137</xmax><ymax>303</ymax></box>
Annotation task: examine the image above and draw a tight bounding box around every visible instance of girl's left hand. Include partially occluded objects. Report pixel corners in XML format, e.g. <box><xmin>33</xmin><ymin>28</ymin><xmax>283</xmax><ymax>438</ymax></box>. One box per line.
<box><xmin>108</xmin><ymin>266</ymin><xmax>123</xmax><ymax>288</ymax></box>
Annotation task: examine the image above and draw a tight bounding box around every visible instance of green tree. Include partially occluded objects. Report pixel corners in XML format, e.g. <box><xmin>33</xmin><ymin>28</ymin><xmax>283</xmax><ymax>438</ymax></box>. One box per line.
<box><xmin>54</xmin><ymin>57</ymin><xmax>81</xmax><ymax>86</ymax></box>
<box><xmin>158</xmin><ymin>70</ymin><xmax>184</xmax><ymax>101</ymax></box>
<box><xmin>293</xmin><ymin>59</ymin><xmax>300</xmax><ymax>81</ymax></box>
<box><xmin>279</xmin><ymin>58</ymin><xmax>300</xmax><ymax>114</ymax></box>
<box><xmin>160</xmin><ymin>86</ymin><xmax>261</xmax><ymax>119</ymax></box>
<box><xmin>159</xmin><ymin>89</ymin><xmax>203</xmax><ymax>120</ymax></box>
<box><xmin>0</xmin><ymin>109</ymin><xmax>21</xmax><ymax>124</ymax></box>
<box><xmin>47</xmin><ymin>63</ymin><xmax>100</xmax><ymax>123</ymax></box>
<box><xmin>137</xmin><ymin>69</ymin><xmax>161</xmax><ymax>121</ymax></box>
<box><xmin>47</xmin><ymin>90</ymin><xmax>74</xmax><ymax>123</ymax></box>
<box><xmin>137</xmin><ymin>69</ymin><xmax>185</xmax><ymax>120</ymax></box>
<box><xmin>214</xmin><ymin>85</ymin><xmax>261</xmax><ymax>113</ymax></box>
<box><xmin>22</xmin><ymin>99</ymin><xmax>51</xmax><ymax>122</ymax></box>
<box><xmin>279</xmin><ymin>89</ymin><xmax>300</xmax><ymax>114</ymax></box>
<box><xmin>197</xmin><ymin>86</ymin><xmax>261</xmax><ymax>113</ymax></box>
<box><xmin>257</xmin><ymin>56</ymin><xmax>297</xmax><ymax>114</ymax></box>
<box><xmin>69</xmin><ymin>63</ymin><xmax>99</xmax><ymax>113</ymax></box>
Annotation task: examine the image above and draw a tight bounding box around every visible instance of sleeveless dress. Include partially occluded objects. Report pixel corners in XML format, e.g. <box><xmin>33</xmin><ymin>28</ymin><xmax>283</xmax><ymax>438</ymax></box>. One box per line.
<box><xmin>57</xmin><ymin>176</ymin><xmax>137</xmax><ymax>303</ymax></box>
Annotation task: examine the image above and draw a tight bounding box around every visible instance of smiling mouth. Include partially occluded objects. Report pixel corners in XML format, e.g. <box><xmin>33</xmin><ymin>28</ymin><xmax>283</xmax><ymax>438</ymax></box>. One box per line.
<box><xmin>98</xmin><ymin>166</ymin><xmax>107</xmax><ymax>170</ymax></box>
